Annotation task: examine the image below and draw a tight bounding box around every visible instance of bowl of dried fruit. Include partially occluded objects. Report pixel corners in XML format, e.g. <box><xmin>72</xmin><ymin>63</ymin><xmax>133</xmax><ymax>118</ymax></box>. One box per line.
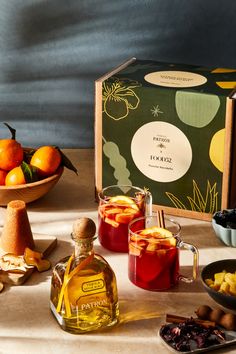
<box><xmin>212</xmin><ymin>209</ymin><xmax>236</xmax><ymax>247</ymax></box>
<box><xmin>201</xmin><ymin>259</ymin><xmax>236</xmax><ymax>311</ymax></box>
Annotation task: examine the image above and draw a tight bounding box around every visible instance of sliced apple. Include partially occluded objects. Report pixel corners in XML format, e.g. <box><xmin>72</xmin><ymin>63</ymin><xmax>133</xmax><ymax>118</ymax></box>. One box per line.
<box><xmin>123</xmin><ymin>207</ymin><xmax>140</xmax><ymax>215</ymax></box>
<box><xmin>161</xmin><ymin>237</ymin><xmax>177</xmax><ymax>247</ymax></box>
<box><xmin>146</xmin><ymin>241</ymin><xmax>159</xmax><ymax>253</ymax></box>
<box><xmin>104</xmin><ymin>207</ymin><xmax>124</xmax><ymax>216</ymax></box>
<box><xmin>129</xmin><ymin>242</ymin><xmax>142</xmax><ymax>256</ymax></box>
<box><xmin>140</xmin><ymin>226</ymin><xmax>173</xmax><ymax>238</ymax></box>
<box><xmin>156</xmin><ymin>249</ymin><xmax>167</xmax><ymax>257</ymax></box>
<box><xmin>104</xmin><ymin>217</ymin><xmax>119</xmax><ymax>228</ymax></box>
<box><xmin>139</xmin><ymin>226</ymin><xmax>176</xmax><ymax>248</ymax></box>
<box><xmin>115</xmin><ymin>213</ymin><xmax>136</xmax><ymax>224</ymax></box>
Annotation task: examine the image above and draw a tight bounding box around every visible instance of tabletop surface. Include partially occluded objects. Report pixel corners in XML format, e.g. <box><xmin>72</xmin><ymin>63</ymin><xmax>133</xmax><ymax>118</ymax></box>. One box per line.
<box><xmin>0</xmin><ymin>149</ymin><xmax>236</xmax><ymax>354</ymax></box>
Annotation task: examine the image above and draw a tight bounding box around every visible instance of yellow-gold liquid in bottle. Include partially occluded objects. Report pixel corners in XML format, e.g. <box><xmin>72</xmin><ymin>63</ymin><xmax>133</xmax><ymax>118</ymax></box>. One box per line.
<box><xmin>50</xmin><ymin>218</ymin><xmax>119</xmax><ymax>334</ymax></box>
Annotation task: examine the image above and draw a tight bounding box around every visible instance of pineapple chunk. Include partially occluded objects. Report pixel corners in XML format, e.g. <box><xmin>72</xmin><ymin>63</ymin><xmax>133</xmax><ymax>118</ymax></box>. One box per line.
<box><xmin>225</xmin><ymin>273</ymin><xmax>236</xmax><ymax>287</ymax></box>
<box><xmin>219</xmin><ymin>281</ymin><xmax>230</xmax><ymax>294</ymax></box>
<box><xmin>214</xmin><ymin>271</ymin><xmax>226</xmax><ymax>286</ymax></box>
<box><xmin>229</xmin><ymin>285</ymin><xmax>236</xmax><ymax>296</ymax></box>
<box><xmin>205</xmin><ymin>278</ymin><xmax>214</xmax><ymax>286</ymax></box>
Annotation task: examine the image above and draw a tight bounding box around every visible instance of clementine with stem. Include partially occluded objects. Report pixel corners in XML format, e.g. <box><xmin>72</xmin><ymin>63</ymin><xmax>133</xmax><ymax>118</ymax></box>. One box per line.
<box><xmin>0</xmin><ymin>139</ymin><xmax>23</xmax><ymax>171</ymax></box>
<box><xmin>0</xmin><ymin>123</ymin><xmax>24</xmax><ymax>171</ymax></box>
<box><xmin>30</xmin><ymin>146</ymin><xmax>61</xmax><ymax>177</ymax></box>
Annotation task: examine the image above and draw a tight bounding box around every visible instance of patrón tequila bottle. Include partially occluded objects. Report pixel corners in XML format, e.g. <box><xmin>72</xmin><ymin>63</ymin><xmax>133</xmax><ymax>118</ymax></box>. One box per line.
<box><xmin>50</xmin><ymin>218</ymin><xmax>119</xmax><ymax>333</ymax></box>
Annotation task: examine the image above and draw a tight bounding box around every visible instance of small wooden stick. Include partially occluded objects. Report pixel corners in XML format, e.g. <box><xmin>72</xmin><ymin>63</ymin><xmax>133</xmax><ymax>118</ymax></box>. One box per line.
<box><xmin>166</xmin><ymin>313</ymin><xmax>215</xmax><ymax>328</ymax></box>
<box><xmin>157</xmin><ymin>209</ymin><xmax>165</xmax><ymax>228</ymax></box>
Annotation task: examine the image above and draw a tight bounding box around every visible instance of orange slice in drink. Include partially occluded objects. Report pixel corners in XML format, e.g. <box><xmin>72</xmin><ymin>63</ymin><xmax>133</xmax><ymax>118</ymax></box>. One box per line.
<box><xmin>140</xmin><ymin>226</ymin><xmax>176</xmax><ymax>247</ymax></box>
<box><xmin>109</xmin><ymin>195</ymin><xmax>139</xmax><ymax>210</ymax></box>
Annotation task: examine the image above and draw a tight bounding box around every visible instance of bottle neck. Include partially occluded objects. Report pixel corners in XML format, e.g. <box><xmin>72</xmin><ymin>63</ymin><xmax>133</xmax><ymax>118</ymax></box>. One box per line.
<box><xmin>74</xmin><ymin>239</ymin><xmax>94</xmax><ymax>258</ymax></box>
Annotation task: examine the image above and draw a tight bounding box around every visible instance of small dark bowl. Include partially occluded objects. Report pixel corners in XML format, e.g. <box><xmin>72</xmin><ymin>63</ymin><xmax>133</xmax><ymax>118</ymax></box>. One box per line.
<box><xmin>201</xmin><ymin>259</ymin><xmax>236</xmax><ymax>311</ymax></box>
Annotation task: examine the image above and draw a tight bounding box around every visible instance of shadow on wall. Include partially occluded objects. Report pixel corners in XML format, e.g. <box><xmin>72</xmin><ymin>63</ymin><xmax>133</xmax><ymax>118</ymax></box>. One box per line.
<box><xmin>0</xmin><ymin>0</ymin><xmax>235</xmax><ymax>147</ymax></box>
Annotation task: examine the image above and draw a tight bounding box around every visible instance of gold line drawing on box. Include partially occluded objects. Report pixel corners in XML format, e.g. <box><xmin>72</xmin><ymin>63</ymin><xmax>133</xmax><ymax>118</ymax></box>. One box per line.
<box><xmin>102</xmin><ymin>137</ymin><xmax>132</xmax><ymax>186</ymax></box>
<box><xmin>166</xmin><ymin>180</ymin><xmax>218</xmax><ymax>213</ymax></box>
<box><xmin>151</xmin><ymin>104</ymin><xmax>163</xmax><ymax>117</ymax></box>
<box><xmin>102</xmin><ymin>78</ymin><xmax>140</xmax><ymax>121</ymax></box>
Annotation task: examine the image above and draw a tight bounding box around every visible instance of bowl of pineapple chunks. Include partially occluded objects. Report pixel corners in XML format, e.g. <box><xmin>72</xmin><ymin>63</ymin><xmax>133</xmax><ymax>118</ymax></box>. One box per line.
<box><xmin>212</xmin><ymin>209</ymin><xmax>236</xmax><ymax>247</ymax></box>
<box><xmin>201</xmin><ymin>259</ymin><xmax>236</xmax><ymax>310</ymax></box>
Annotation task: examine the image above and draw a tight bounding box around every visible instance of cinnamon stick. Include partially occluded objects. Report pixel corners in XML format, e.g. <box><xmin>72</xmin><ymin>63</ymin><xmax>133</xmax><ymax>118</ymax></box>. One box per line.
<box><xmin>166</xmin><ymin>313</ymin><xmax>216</xmax><ymax>328</ymax></box>
<box><xmin>157</xmin><ymin>209</ymin><xmax>165</xmax><ymax>228</ymax></box>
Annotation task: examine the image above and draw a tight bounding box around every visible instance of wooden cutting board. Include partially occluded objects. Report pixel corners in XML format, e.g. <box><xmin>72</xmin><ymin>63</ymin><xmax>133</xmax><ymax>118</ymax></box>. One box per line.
<box><xmin>0</xmin><ymin>233</ymin><xmax>57</xmax><ymax>285</ymax></box>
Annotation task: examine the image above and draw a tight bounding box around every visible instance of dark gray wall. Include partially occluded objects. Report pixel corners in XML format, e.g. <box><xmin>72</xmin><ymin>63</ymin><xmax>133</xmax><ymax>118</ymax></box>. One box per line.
<box><xmin>0</xmin><ymin>0</ymin><xmax>235</xmax><ymax>148</ymax></box>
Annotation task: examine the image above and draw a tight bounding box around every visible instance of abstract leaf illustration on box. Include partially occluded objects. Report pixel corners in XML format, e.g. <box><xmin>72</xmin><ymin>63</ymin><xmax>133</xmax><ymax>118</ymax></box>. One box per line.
<box><xmin>103</xmin><ymin>138</ymin><xmax>132</xmax><ymax>186</ymax></box>
<box><xmin>102</xmin><ymin>78</ymin><xmax>141</xmax><ymax>120</ymax></box>
<box><xmin>209</xmin><ymin>129</ymin><xmax>225</xmax><ymax>172</ymax></box>
<box><xmin>166</xmin><ymin>180</ymin><xmax>218</xmax><ymax>213</ymax></box>
<box><xmin>175</xmin><ymin>91</ymin><xmax>220</xmax><ymax>128</ymax></box>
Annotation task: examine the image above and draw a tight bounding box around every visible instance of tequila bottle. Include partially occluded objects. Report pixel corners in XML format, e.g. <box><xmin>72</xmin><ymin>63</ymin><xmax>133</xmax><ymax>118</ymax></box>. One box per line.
<box><xmin>50</xmin><ymin>218</ymin><xmax>119</xmax><ymax>333</ymax></box>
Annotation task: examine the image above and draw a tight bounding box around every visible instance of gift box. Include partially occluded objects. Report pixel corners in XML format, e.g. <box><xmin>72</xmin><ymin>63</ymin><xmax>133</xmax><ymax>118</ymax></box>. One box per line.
<box><xmin>95</xmin><ymin>58</ymin><xmax>236</xmax><ymax>220</ymax></box>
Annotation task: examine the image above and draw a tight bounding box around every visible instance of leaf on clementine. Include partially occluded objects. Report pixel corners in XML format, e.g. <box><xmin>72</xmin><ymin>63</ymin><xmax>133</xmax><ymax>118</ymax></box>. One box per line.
<box><xmin>21</xmin><ymin>161</ymin><xmax>38</xmax><ymax>183</ymax></box>
<box><xmin>23</xmin><ymin>148</ymin><xmax>36</xmax><ymax>163</ymax></box>
<box><xmin>56</xmin><ymin>147</ymin><xmax>78</xmax><ymax>175</ymax></box>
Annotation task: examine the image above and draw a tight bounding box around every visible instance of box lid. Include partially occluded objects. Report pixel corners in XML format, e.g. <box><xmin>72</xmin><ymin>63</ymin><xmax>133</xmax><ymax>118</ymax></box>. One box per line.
<box><xmin>113</xmin><ymin>59</ymin><xmax>236</xmax><ymax>97</ymax></box>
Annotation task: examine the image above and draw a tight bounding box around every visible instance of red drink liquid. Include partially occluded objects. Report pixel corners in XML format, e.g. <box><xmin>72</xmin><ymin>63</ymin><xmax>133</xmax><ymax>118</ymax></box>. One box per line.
<box><xmin>128</xmin><ymin>229</ymin><xmax>179</xmax><ymax>290</ymax></box>
<box><xmin>98</xmin><ymin>196</ymin><xmax>145</xmax><ymax>253</ymax></box>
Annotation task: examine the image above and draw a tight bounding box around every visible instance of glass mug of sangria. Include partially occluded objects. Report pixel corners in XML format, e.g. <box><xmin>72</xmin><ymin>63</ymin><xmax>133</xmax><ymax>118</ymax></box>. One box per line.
<box><xmin>98</xmin><ymin>185</ymin><xmax>152</xmax><ymax>252</ymax></box>
<box><xmin>128</xmin><ymin>214</ymin><xmax>199</xmax><ymax>291</ymax></box>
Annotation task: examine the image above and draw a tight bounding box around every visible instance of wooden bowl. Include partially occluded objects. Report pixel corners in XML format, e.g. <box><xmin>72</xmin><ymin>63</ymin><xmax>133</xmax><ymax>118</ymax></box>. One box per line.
<box><xmin>0</xmin><ymin>166</ymin><xmax>63</xmax><ymax>206</ymax></box>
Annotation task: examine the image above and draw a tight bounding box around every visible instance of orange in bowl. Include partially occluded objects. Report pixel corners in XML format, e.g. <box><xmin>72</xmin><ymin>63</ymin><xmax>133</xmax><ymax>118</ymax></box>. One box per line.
<box><xmin>30</xmin><ymin>146</ymin><xmax>62</xmax><ymax>178</ymax></box>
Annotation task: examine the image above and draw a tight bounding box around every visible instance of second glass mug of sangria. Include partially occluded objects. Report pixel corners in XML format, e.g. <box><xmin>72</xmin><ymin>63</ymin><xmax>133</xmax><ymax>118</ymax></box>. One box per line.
<box><xmin>128</xmin><ymin>214</ymin><xmax>199</xmax><ymax>291</ymax></box>
<box><xmin>98</xmin><ymin>185</ymin><xmax>152</xmax><ymax>252</ymax></box>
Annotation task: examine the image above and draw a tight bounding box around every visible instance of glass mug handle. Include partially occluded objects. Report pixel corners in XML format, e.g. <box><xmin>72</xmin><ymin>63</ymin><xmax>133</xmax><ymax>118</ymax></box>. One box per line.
<box><xmin>178</xmin><ymin>240</ymin><xmax>199</xmax><ymax>283</ymax></box>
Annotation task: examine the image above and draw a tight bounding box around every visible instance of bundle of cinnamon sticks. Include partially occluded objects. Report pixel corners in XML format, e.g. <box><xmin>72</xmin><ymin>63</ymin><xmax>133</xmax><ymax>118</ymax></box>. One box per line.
<box><xmin>166</xmin><ymin>314</ymin><xmax>215</xmax><ymax>328</ymax></box>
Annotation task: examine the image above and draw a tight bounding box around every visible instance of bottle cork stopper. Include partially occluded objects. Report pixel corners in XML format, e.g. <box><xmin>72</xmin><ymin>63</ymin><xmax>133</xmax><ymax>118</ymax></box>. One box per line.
<box><xmin>72</xmin><ymin>217</ymin><xmax>96</xmax><ymax>241</ymax></box>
